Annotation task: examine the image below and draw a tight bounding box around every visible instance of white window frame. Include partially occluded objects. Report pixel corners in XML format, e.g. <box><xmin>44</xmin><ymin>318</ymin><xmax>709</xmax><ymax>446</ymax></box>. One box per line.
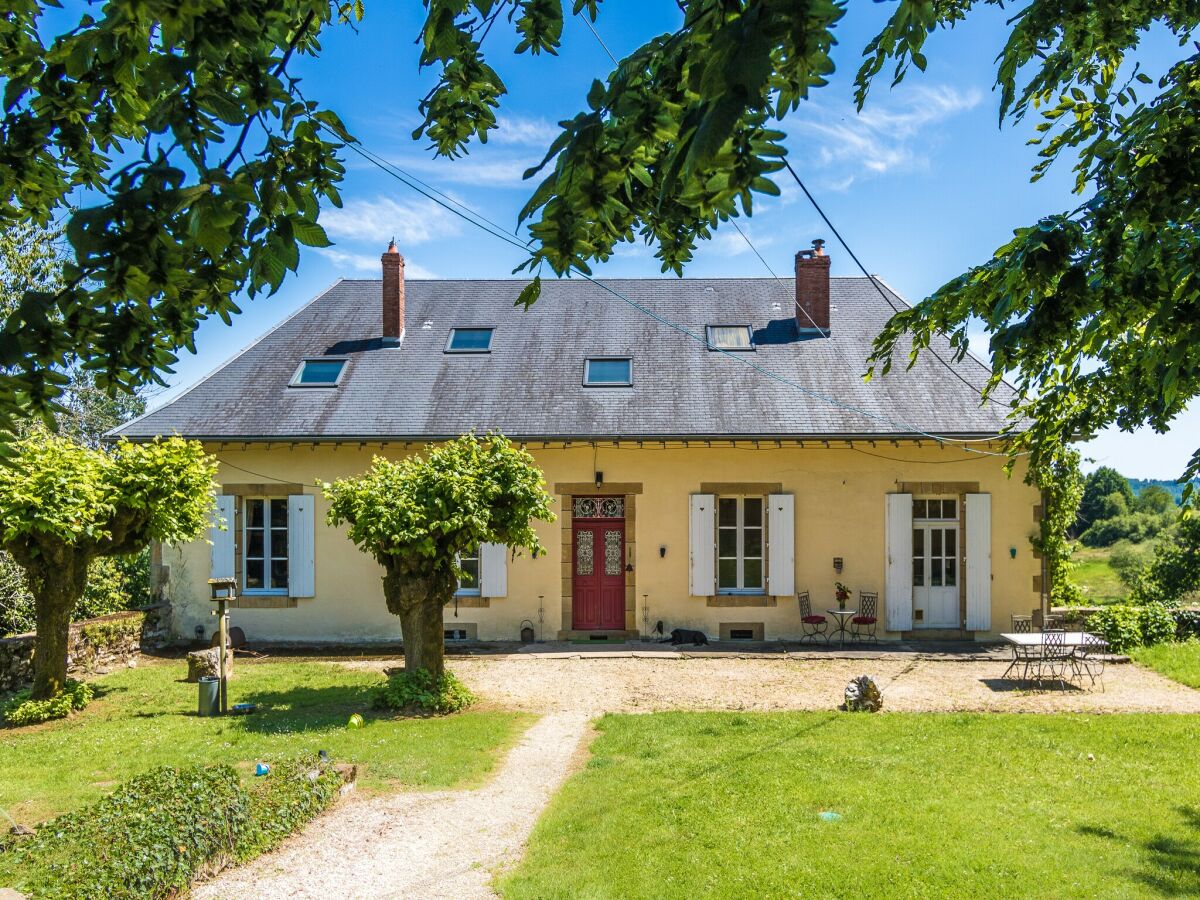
<box><xmin>288</xmin><ymin>357</ymin><xmax>348</xmax><ymax>387</ymax></box>
<box><xmin>243</xmin><ymin>496</ymin><xmax>290</xmax><ymax>595</ymax></box>
<box><xmin>445</xmin><ymin>327</ymin><xmax>495</xmax><ymax>353</ymax></box>
<box><xmin>716</xmin><ymin>495</ymin><xmax>766</xmax><ymax>594</ymax></box>
<box><xmin>705</xmin><ymin>324</ymin><xmax>755</xmax><ymax>351</ymax></box>
<box><xmin>583</xmin><ymin>357</ymin><xmax>632</xmax><ymax>386</ymax></box>
<box><xmin>456</xmin><ymin>547</ymin><xmax>482</xmax><ymax>596</ymax></box>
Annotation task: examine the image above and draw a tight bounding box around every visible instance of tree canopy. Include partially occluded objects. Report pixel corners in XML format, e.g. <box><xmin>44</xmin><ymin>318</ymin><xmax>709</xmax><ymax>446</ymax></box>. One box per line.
<box><xmin>324</xmin><ymin>433</ymin><xmax>555</xmax><ymax>676</ymax></box>
<box><xmin>0</xmin><ymin>433</ymin><xmax>216</xmax><ymax>697</ymax></box>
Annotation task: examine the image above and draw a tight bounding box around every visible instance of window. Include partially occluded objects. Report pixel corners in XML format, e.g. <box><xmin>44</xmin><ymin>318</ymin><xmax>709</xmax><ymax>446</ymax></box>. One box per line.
<box><xmin>445</xmin><ymin>328</ymin><xmax>494</xmax><ymax>353</ymax></box>
<box><xmin>290</xmin><ymin>358</ymin><xmax>347</xmax><ymax>387</ymax></box>
<box><xmin>457</xmin><ymin>547</ymin><xmax>481</xmax><ymax>595</ymax></box>
<box><xmin>717</xmin><ymin>496</ymin><xmax>764</xmax><ymax>593</ymax></box>
<box><xmin>583</xmin><ymin>358</ymin><xmax>632</xmax><ymax>386</ymax></box>
<box><xmin>244</xmin><ymin>498</ymin><xmax>289</xmax><ymax>592</ymax></box>
<box><xmin>706</xmin><ymin>325</ymin><xmax>754</xmax><ymax>351</ymax></box>
<box><xmin>913</xmin><ymin>498</ymin><xmax>958</xmax><ymax>520</ymax></box>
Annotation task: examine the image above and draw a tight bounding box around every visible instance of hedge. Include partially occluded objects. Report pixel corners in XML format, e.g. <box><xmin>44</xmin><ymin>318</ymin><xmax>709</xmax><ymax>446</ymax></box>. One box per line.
<box><xmin>0</xmin><ymin>755</ymin><xmax>343</xmax><ymax>899</ymax></box>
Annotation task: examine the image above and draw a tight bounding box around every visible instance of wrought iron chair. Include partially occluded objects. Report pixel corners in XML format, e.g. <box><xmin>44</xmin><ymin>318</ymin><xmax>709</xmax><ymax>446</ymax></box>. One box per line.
<box><xmin>851</xmin><ymin>592</ymin><xmax>879</xmax><ymax>642</ymax></box>
<box><xmin>1002</xmin><ymin>614</ymin><xmax>1038</xmax><ymax>681</ymax></box>
<box><xmin>1042</xmin><ymin>613</ymin><xmax>1065</xmax><ymax>631</ymax></box>
<box><xmin>1071</xmin><ymin>633</ymin><xmax>1109</xmax><ymax>691</ymax></box>
<box><xmin>1037</xmin><ymin>629</ymin><xmax>1072</xmax><ymax>690</ymax></box>
<box><xmin>798</xmin><ymin>592</ymin><xmax>828</xmax><ymax>643</ymax></box>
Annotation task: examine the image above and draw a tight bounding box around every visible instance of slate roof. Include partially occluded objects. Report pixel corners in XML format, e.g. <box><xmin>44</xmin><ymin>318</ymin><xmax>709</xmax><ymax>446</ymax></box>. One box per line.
<box><xmin>113</xmin><ymin>276</ymin><xmax>1018</xmax><ymax>442</ymax></box>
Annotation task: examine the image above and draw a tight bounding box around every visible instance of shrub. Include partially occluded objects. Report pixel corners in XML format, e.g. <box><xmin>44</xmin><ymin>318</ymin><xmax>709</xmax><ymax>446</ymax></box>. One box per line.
<box><xmin>3</xmin><ymin>679</ymin><xmax>93</xmax><ymax>726</ymax></box>
<box><xmin>0</xmin><ymin>755</ymin><xmax>342</xmax><ymax>899</ymax></box>
<box><xmin>1140</xmin><ymin>602</ymin><xmax>1177</xmax><ymax>646</ymax></box>
<box><xmin>1108</xmin><ymin>540</ymin><xmax>1150</xmax><ymax>589</ymax></box>
<box><xmin>374</xmin><ymin>668</ymin><xmax>476</xmax><ymax>714</ymax></box>
<box><xmin>1172</xmin><ymin>608</ymin><xmax>1200</xmax><ymax>641</ymax></box>
<box><xmin>1080</xmin><ymin>512</ymin><xmax>1171</xmax><ymax>548</ymax></box>
<box><xmin>1134</xmin><ymin>516</ymin><xmax>1200</xmax><ymax>605</ymax></box>
<box><xmin>1087</xmin><ymin>605</ymin><xmax>1143</xmax><ymax>653</ymax></box>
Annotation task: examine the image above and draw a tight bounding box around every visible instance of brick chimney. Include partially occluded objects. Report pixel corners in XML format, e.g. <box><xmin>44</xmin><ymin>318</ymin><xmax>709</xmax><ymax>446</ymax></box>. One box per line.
<box><xmin>795</xmin><ymin>238</ymin><xmax>831</xmax><ymax>334</ymax></box>
<box><xmin>381</xmin><ymin>239</ymin><xmax>405</xmax><ymax>343</ymax></box>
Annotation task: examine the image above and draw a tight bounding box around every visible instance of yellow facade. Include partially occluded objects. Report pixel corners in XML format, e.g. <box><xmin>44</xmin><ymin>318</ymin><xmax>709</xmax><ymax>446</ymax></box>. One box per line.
<box><xmin>162</xmin><ymin>440</ymin><xmax>1043</xmax><ymax>644</ymax></box>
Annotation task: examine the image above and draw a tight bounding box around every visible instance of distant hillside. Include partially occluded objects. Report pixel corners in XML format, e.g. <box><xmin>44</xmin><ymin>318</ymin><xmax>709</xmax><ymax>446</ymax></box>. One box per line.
<box><xmin>1128</xmin><ymin>477</ymin><xmax>1197</xmax><ymax>503</ymax></box>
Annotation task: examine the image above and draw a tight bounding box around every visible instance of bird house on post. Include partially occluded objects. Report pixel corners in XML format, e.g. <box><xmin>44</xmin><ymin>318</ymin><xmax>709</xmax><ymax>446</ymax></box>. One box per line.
<box><xmin>208</xmin><ymin>577</ymin><xmax>237</xmax><ymax>714</ymax></box>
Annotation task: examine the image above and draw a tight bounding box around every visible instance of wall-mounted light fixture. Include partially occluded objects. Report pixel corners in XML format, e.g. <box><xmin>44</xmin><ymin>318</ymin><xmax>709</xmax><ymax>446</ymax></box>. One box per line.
<box><xmin>659</xmin><ymin>545</ymin><xmax>667</xmax><ymax>558</ymax></box>
<box><xmin>833</xmin><ymin>557</ymin><xmax>844</xmax><ymax>573</ymax></box>
<box><xmin>1009</xmin><ymin>547</ymin><xmax>1017</xmax><ymax>559</ymax></box>
<box><xmin>594</xmin><ymin>470</ymin><xmax>604</xmax><ymax>488</ymax></box>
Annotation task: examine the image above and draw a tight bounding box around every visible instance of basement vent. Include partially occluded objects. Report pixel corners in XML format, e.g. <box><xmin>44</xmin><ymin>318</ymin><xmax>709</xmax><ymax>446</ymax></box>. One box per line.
<box><xmin>729</xmin><ymin>629</ymin><xmax>755</xmax><ymax>641</ymax></box>
<box><xmin>589</xmin><ymin>634</ymin><xmax>610</xmax><ymax>641</ymax></box>
<box><xmin>444</xmin><ymin>629</ymin><xmax>469</xmax><ymax>641</ymax></box>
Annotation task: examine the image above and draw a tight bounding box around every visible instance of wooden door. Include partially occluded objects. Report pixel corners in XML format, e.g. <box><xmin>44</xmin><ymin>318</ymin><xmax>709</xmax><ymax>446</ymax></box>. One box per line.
<box><xmin>572</xmin><ymin>515</ymin><xmax>626</xmax><ymax>630</ymax></box>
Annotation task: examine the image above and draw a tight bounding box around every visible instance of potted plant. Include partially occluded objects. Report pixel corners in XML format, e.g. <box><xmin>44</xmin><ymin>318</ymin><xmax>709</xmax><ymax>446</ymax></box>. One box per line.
<box><xmin>835</xmin><ymin>582</ymin><xmax>851</xmax><ymax>611</ymax></box>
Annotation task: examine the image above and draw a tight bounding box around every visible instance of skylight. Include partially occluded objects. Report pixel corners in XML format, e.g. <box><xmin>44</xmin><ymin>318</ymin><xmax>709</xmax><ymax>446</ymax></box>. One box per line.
<box><xmin>706</xmin><ymin>325</ymin><xmax>754</xmax><ymax>351</ymax></box>
<box><xmin>584</xmin><ymin>358</ymin><xmax>632</xmax><ymax>386</ymax></box>
<box><xmin>290</xmin><ymin>358</ymin><xmax>347</xmax><ymax>387</ymax></box>
<box><xmin>446</xmin><ymin>327</ymin><xmax>494</xmax><ymax>353</ymax></box>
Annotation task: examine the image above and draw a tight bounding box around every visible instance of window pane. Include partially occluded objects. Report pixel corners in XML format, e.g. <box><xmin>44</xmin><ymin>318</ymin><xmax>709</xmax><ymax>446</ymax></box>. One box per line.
<box><xmin>246</xmin><ymin>499</ymin><xmax>264</xmax><ymax>528</ymax></box>
<box><xmin>743</xmin><ymin>498</ymin><xmax>763</xmax><ymax>524</ymax></box>
<box><xmin>912</xmin><ymin>558</ymin><xmax>924</xmax><ymax>586</ymax></box>
<box><xmin>743</xmin><ymin>527</ymin><xmax>762</xmax><ymax>558</ymax></box>
<box><xmin>942</xmin><ymin>499</ymin><xmax>957</xmax><ymax>519</ymax></box>
<box><xmin>270</xmin><ymin>559</ymin><xmax>289</xmax><ymax>590</ymax></box>
<box><xmin>296</xmin><ymin>359</ymin><xmax>345</xmax><ymax>384</ymax></box>
<box><xmin>944</xmin><ymin>528</ymin><xmax>957</xmax><ymax>556</ymax></box>
<box><xmin>708</xmin><ymin>326</ymin><xmax>752</xmax><ymax>349</ymax></box>
<box><xmin>247</xmin><ymin>530</ymin><xmax>264</xmax><ymax>558</ymax></box>
<box><xmin>718</xmin><ymin>558</ymin><xmax>738</xmax><ymax>589</ymax></box>
<box><xmin>585</xmin><ymin>359</ymin><xmax>631</xmax><ymax>384</ymax></box>
<box><xmin>447</xmin><ymin>328</ymin><xmax>493</xmax><ymax>351</ymax></box>
<box><xmin>931</xmin><ymin>529</ymin><xmax>942</xmax><ymax>557</ymax></box>
<box><xmin>945</xmin><ymin>558</ymin><xmax>957</xmax><ymax>587</ymax></box>
<box><xmin>270</xmin><ymin>529</ymin><xmax>288</xmax><ymax>559</ymax></box>
<box><xmin>270</xmin><ymin>499</ymin><xmax>288</xmax><ymax>528</ymax></box>
<box><xmin>931</xmin><ymin>559</ymin><xmax>943</xmax><ymax>587</ymax></box>
<box><xmin>246</xmin><ymin>559</ymin><xmax>264</xmax><ymax>589</ymax></box>
<box><xmin>913</xmin><ymin>527</ymin><xmax>924</xmax><ymax>555</ymax></box>
<box><xmin>743</xmin><ymin>558</ymin><xmax>763</xmax><ymax>589</ymax></box>
<box><xmin>718</xmin><ymin>498</ymin><xmax>737</xmax><ymax>527</ymax></box>
<box><xmin>459</xmin><ymin>556</ymin><xmax>480</xmax><ymax>590</ymax></box>
<box><xmin>912</xmin><ymin>499</ymin><xmax>927</xmax><ymax>519</ymax></box>
<box><xmin>718</xmin><ymin>528</ymin><xmax>738</xmax><ymax>557</ymax></box>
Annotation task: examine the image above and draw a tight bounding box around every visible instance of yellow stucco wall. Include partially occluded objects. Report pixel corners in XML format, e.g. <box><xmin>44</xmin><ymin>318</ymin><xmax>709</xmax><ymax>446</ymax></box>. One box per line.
<box><xmin>162</xmin><ymin>441</ymin><xmax>1043</xmax><ymax>644</ymax></box>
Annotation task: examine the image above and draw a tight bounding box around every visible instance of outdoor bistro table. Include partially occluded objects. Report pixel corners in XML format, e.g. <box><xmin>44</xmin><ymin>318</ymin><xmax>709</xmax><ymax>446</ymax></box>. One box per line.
<box><xmin>1000</xmin><ymin>632</ymin><xmax>1100</xmax><ymax>648</ymax></box>
<box><xmin>827</xmin><ymin>608</ymin><xmax>856</xmax><ymax>648</ymax></box>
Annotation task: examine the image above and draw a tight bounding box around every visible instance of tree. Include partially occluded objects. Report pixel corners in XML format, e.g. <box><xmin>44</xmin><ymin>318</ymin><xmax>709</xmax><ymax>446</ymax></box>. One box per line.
<box><xmin>1077</xmin><ymin>467</ymin><xmax>1134</xmax><ymax>535</ymax></box>
<box><xmin>1134</xmin><ymin>485</ymin><xmax>1176</xmax><ymax>516</ymax></box>
<box><xmin>0</xmin><ymin>434</ymin><xmax>216</xmax><ymax>698</ymax></box>
<box><xmin>1133</xmin><ymin>516</ymin><xmax>1200</xmax><ymax>606</ymax></box>
<box><xmin>324</xmin><ymin>433</ymin><xmax>554</xmax><ymax>678</ymax></box>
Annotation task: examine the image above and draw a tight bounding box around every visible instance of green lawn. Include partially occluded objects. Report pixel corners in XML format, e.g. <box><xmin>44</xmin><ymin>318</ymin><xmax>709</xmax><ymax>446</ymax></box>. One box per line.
<box><xmin>1131</xmin><ymin>641</ymin><xmax>1200</xmax><ymax>689</ymax></box>
<box><xmin>1072</xmin><ymin>545</ymin><xmax>1128</xmax><ymax>604</ymax></box>
<box><xmin>0</xmin><ymin>658</ymin><xmax>531</xmax><ymax>825</ymax></box>
<box><xmin>501</xmin><ymin>712</ymin><xmax>1200</xmax><ymax>899</ymax></box>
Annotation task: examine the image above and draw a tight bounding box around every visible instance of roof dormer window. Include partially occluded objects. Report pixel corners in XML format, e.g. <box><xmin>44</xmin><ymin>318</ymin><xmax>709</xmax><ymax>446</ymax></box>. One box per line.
<box><xmin>706</xmin><ymin>325</ymin><xmax>754</xmax><ymax>351</ymax></box>
<box><xmin>446</xmin><ymin>327</ymin><xmax>494</xmax><ymax>353</ymax></box>
<box><xmin>584</xmin><ymin>358</ymin><xmax>632</xmax><ymax>386</ymax></box>
<box><xmin>290</xmin><ymin>358</ymin><xmax>347</xmax><ymax>387</ymax></box>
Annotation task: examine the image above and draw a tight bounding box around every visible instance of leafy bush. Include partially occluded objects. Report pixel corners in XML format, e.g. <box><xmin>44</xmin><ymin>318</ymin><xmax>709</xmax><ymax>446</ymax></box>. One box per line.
<box><xmin>1108</xmin><ymin>540</ymin><xmax>1150</xmax><ymax>589</ymax></box>
<box><xmin>1134</xmin><ymin>516</ymin><xmax>1200</xmax><ymax>605</ymax></box>
<box><xmin>1080</xmin><ymin>511</ymin><xmax>1171</xmax><ymax>548</ymax></box>
<box><xmin>1140</xmin><ymin>602</ymin><xmax>1177</xmax><ymax>646</ymax></box>
<box><xmin>0</xmin><ymin>755</ymin><xmax>342</xmax><ymax>899</ymax></box>
<box><xmin>374</xmin><ymin>668</ymin><xmax>476</xmax><ymax>714</ymax></box>
<box><xmin>3</xmin><ymin>679</ymin><xmax>93</xmax><ymax>726</ymax></box>
<box><xmin>1087</xmin><ymin>605</ymin><xmax>1143</xmax><ymax>653</ymax></box>
<box><xmin>1172</xmin><ymin>608</ymin><xmax>1200</xmax><ymax>641</ymax></box>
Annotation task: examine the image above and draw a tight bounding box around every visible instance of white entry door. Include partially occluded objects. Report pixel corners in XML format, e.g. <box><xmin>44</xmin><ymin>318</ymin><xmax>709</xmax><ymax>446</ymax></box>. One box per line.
<box><xmin>912</xmin><ymin>498</ymin><xmax>960</xmax><ymax>628</ymax></box>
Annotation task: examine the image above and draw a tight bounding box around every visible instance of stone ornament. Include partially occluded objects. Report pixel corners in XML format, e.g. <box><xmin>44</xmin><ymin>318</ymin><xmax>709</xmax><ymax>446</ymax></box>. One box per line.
<box><xmin>844</xmin><ymin>675</ymin><xmax>883</xmax><ymax>712</ymax></box>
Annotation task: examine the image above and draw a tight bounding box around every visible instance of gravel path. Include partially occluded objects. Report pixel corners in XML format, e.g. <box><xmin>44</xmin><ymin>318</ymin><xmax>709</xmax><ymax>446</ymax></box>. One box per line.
<box><xmin>194</xmin><ymin>711</ymin><xmax>590</xmax><ymax>900</ymax></box>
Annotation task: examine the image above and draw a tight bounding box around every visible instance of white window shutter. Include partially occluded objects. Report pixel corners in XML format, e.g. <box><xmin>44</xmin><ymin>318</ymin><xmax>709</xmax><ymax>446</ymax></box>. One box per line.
<box><xmin>965</xmin><ymin>493</ymin><xmax>992</xmax><ymax>631</ymax></box>
<box><xmin>767</xmin><ymin>493</ymin><xmax>795</xmax><ymax>597</ymax></box>
<box><xmin>885</xmin><ymin>493</ymin><xmax>913</xmax><ymax>632</ymax></box>
<box><xmin>480</xmin><ymin>543</ymin><xmax>508</xmax><ymax>597</ymax></box>
<box><xmin>689</xmin><ymin>494</ymin><xmax>715</xmax><ymax>596</ymax></box>
<box><xmin>287</xmin><ymin>494</ymin><xmax>316</xmax><ymax>598</ymax></box>
<box><xmin>210</xmin><ymin>494</ymin><xmax>236</xmax><ymax>580</ymax></box>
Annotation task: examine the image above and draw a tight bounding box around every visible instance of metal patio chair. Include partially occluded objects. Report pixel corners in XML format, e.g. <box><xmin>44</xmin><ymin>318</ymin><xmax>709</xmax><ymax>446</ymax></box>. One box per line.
<box><xmin>1071</xmin><ymin>633</ymin><xmax>1109</xmax><ymax>691</ymax></box>
<box><xmin>798</xmin><ymin>592</ymin><xmax>828</xmax><ymax>644</ymax></box>
<box><xmin>851</xmin><ymin>592</ymin><xmax>878</xmax><ymax>642</ymax></box>
<box><xmin>1037</xmin><ymin>629</ymin><xmax>1072</xmax><ymax>690</ymax></box>
<box><xmin>1002</xmin><ymin>614</ymin><xmax>1038</xmax><ymax>681</ymax></box>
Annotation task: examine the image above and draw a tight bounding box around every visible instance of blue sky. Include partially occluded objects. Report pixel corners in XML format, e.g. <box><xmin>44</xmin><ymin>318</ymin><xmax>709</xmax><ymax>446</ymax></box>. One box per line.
<box><xmin>144</xmin><ymin>2</ymin><xmax>1195</xmax><ymax>479</ymax></box>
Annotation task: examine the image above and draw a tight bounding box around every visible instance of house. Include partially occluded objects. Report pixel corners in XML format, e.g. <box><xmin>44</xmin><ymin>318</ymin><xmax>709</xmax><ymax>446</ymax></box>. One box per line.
<box><xmin>113</xmin><ymin>240</ymin><xmax>1044</xmax><ymax>644</ymax></box>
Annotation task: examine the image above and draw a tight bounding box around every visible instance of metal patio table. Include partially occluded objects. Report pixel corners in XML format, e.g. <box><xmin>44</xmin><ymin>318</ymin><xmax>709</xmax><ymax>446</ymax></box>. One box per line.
<box><xmin>827</xmin><ymin>608</ymin><xmax>856</xmax><ymax>648</ymax></box>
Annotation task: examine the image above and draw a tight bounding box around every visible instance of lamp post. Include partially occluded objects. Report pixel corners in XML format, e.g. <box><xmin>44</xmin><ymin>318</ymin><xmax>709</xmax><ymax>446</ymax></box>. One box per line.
<box><xmin>207</xmin><ymin>577</ymin><xmax>237</xmax><ymax>714</ymax></box>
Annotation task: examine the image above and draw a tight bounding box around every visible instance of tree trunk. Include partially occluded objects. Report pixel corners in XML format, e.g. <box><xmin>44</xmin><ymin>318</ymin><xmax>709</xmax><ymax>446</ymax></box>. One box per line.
<box><xmin>29</xmin><ymin>553</ymin><xmax>90</xmax><ymax>700</ymax></box>
<box><xmin>382</xmin><ymin>563</ymin><xmax>456</xmax><ymax>680</ymax></box>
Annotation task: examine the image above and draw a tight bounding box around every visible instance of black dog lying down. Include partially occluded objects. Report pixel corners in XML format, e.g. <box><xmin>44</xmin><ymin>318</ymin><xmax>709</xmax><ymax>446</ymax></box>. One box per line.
<box><xmin>659</xmin><ymin>628</ymin><xmax>709</xmax><ymax>646</ymax></box>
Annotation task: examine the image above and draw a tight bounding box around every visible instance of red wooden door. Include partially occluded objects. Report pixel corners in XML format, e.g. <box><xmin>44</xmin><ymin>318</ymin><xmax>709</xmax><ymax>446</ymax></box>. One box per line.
<box><xmin>572</xmin><ymin>515</ymin><xmax>625</xmax><ymax>630</ymax></box>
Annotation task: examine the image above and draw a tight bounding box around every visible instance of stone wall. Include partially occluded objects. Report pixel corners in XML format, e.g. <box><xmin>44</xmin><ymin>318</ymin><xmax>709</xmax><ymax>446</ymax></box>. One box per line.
<box><xmin>0</xmin><ymin>604</ymin><xmax>172</xmax><ymax>693</ymax></box>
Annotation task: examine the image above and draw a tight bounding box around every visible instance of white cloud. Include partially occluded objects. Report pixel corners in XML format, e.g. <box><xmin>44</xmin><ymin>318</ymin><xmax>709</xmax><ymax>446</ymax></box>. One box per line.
<box><xmin>710</xmin><ymin>226</ymin><xmax>777</xmax><ymax>258</ymax></box>
<box><xmin>794</xmin><ymin>84</ymin><xmax>983</xmax><ymax>180</ymax></box>
<box><xmin>491</xmin><ymin>115</ymin><xmax>560</xmax><ymax>147</ymax></box>
<box><xmin>320</xmin><ymin>196</ymin><xmax>462</xmax><ymax>246</ymax></box>
<box><xmin>312</xmin><ymin>246</ymin><xmax>439</xmax><ymax>279</ymax></box>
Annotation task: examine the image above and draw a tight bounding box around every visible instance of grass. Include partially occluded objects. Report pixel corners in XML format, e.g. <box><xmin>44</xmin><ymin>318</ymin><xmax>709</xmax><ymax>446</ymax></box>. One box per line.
<box><xmin>0</xmin><ymin>657</ymin><xmax>531</xmax><ymax>825</ymax></box>
<box><xmin>501</xmin><ymin>711</ymin><xmax>1200</xmax><ymax>898</ymax></box>
<box><xmin>1131</xmin><ymin>641</ymin><xmax>1200</xmax><ymax>689</ymax></box>
<box><xmin>1072</xmin><ymin>545</ymin><xmax>1130</xmax><ymax>604</ymax></box>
